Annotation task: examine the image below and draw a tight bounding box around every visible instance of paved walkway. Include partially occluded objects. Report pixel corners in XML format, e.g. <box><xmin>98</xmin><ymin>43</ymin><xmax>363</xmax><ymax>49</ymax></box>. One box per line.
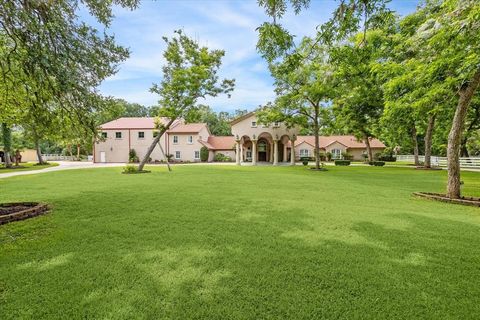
<box><xmin>0</xmin><ymin>161</ymin><xmax>125</xmax><ymax>179</ymax></box>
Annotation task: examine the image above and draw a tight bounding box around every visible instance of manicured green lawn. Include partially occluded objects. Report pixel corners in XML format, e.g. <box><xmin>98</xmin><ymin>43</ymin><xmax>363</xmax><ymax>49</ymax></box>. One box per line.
<box><xmin>0</xmin><ymin>165</ymin><xmax>479</xmax><ymax>319</ymax></box>
<box><xmin>0</xmin><ymin>162</ymin><xmax>59</xmax><ymax>173</ymax></box>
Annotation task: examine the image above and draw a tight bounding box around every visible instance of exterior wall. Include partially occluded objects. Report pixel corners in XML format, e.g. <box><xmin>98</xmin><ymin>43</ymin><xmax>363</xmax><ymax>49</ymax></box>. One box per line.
<box><xmin>348</xmin><ymin>147</ymin><xmax>385</xmax><ymax>160</ymax></box>
<box><xmin>231</xmin><ymin>114</ymin><xmax>298</xmax><ymax>140</ymax></box>
<box><xmin>94</xmin><ymin>129</ymin><xmax>167</xmax><ymax>163</ymax></box>
<box><xmin>325</xmin><ymin>142</ymin><xmax>347</xmax><ymax>159</ymax></box>
<box><xmin>294</xmin><ymin>142</ymin><xmax>315</xmax><ymax>160</ymax></box>
<box><xmin>20</xmin><ymin>149</ymin><xmax>38</xmax><ymax>162</ymax></box>
<box><xmin>167</xmin><ymin>133</ymin><xmax>203</xmax><ymax>162</ymax></box>
<box><xmin>94</xmin><ymin>129</ymin><xmax>130</xmax><ymax>163</ymax></box>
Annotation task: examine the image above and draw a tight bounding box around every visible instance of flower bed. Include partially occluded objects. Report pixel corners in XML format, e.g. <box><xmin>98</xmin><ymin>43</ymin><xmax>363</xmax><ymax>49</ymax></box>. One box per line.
<box><xmin>0</xmin><ymin>202</ymin><xmax>49</xmax><ymax>225</ymax></box>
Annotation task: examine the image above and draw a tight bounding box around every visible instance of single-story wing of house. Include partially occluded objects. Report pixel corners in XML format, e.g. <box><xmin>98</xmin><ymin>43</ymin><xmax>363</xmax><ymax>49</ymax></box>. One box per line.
<box><xmin>94</xmin><ymin>112</ymin><xmax>385</xmax><ymax>164</ymax></box>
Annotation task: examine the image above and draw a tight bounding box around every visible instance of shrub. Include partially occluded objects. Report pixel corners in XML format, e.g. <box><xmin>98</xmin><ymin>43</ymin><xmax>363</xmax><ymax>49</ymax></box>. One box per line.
<box><xmin>378</xmin><ymin>154</ymin><xmax>396</xmax><ymax>162</ymax></box>
<box><xmin>129</xmin><ymin>149</ymin><xmax>139</xmax><ymax>163</ymax></box>
<box><xmin>319</xmin><ymin>152</ymin><xmax>326</xmax><ymax>161</ymax></box>
<box><xmin>341</xmin><ymin>152</ymin><xmax>353</xmax><ymax>160</ymax></box>
<box><xmin>300</xmin><ymin>157</ymin><xmax>309</xmax><ymax>166</ymax></box>
<box><xmin>123</xmin><ymin>165</ymin><xmax>138</xmax><ymax>173</ymax></box>
<box><xmin>214</xmin><ymin>153</ymin><xmax>232</xmax><ymax>162</ymax></box>
<box><xmin>326</xmin><ymin>152</ymin><xmax>332</xmax><ymax>161</ymax></box>
<box><xmin>362</xmin><ymin>153</ymin><xmax>369</xmax><ymax>162</ymax></box>
<box><xmin>369</xmin><ymin>161</ymin><xmax>385</xmax><ymax>166</ymax></box>
<box><xmin>200</xmin><ymin>146</ymin><xmax>209</xmax><ymax>162</ymax></box>
<box><xmin>335</xmin><ymin>160</ymin><xmax>351</xmax><ymax>166</ymax></box>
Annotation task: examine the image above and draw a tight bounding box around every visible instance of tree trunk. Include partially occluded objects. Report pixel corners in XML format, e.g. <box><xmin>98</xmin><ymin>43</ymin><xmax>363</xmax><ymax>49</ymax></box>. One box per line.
<box><xmin>314</xmin><ymin>106</ymin><xmax>320</xmax><ymax>169</ymax></box>
<box><xmin>460</xmin><ymin>137</ymin><xmax>469</xmax><ymax>157</ymax></box>
<box><xmin>35</xmin><ymin>139</ymin><xmax>45</xmax><ymax>165</ymax></box>
<box><xmin>423</xmin><ymin>114</ymin><xmax>436</xmax><ymax>168</ymax></box>
<box><xmin>447</xmin><ymin>67</ymin><xmax>480</xmax><ymax>199</ymax></box>
<box><xmin>364</xmin><ymin>134</ymin><xmax>373</xmax><ymax>162</ymax></box>
<box><xmin>411</xmin><ymin>126</ymin><xmax>419</xmax><ymax>166</ymax></box>
<box><xmin>76</xmin><ymin>144</ymin><xmax>81</xmax><ymax>161</ymax></box>
<box><xmin>1</xmin><ymin>123</ymin><xmax>12</xmax><ymax>168</ymax></box>
<box><xmin>138</xmin><ymin>118</ymin><xmax>177</xmax><ymax>171</ymax></box>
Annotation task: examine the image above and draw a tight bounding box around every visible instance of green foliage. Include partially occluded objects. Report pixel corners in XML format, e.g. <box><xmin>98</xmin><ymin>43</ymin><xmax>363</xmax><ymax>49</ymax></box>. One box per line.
<box><xmin>369</xmin><ymin>161</ymin><xmax>385</xmax><ymax>166</ymax></box>
<box><xmin>129</xmin><ymin>149</ymin><xmax>139</xmax><ymax>163</ymax></box>
<box><xmin>200</xmin><ymin>147</ymin><xmax>209</xmax><ymax>162</ymax></box>
<box><xmin>213</xmin><ymin>153</ymin><xmax>232</xmax><ymax>162</ymax></box>
<box><xmin>341</xmin><ymin>152</ymin><xmax>353</xmax><ymax>160</ymax></box>
<box><xmin>335</xmin><ymin>160</ymin><xmax>351</xmax><ymax>166</ymax></box>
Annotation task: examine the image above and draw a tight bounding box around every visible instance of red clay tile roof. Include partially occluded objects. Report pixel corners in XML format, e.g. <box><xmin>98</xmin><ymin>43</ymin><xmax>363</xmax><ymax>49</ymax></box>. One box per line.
<box><xmin>293</xmin><ymin>135</ymin><xmax>385</xmax><ymax>149</ymax></box>
<box><xmin>100</xmin><ymin>117</ymin><xmax>175</xmax><ymax>129</ymax></box>
<box><xmin>206</xmin><ymin>136</ymin><xmax>235</xmax><ymax>150</ymax></box>
<box><xmin>199</xmin><ymin>136</ymin><xmax>235</xmax><ymax>150</ymax></box>
<box><xmin>167</xmin><ymin>123</ymin><xmax>208</xmax><ymax>134</ymax></box>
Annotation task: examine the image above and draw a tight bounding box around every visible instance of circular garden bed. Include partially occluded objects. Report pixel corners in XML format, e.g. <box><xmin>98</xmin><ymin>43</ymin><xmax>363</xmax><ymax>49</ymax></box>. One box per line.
<box><xmin>0</xmin><ymin>202</ymin><xmax>49</xmax><ymax>225</ymax></box>
<box><xmin>413</xmin><ymin>192</ymin><xmax>480</xmax><ymax>207</ymax></box>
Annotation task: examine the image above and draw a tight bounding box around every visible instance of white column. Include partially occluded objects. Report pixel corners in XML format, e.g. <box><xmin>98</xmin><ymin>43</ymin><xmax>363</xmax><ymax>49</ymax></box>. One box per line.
<box><xmin>273</xmin><ymin>140</ymin><xmax>279</xmax><ymax>165</ymax></box>
<box><xmin>240</xmin><ymin>144</ymin><xmax>244</xmax><ymax>163</ymax></box>
<box><xmin>252</xmin><ymin>140</ymin><xmax>257</xmax><ymax>165</ymax></box>
<box><xmin>290</xmin><ymin>139</ymin><xmax>296</xmax><ymax>165</ymax></box>
<box><xmin>235</xmin><ymin>141</ymin><xmax>240</xmax><ymax>165</ymax></box>
<box><xmin>283</xmin><ymin>144</ymin><xmax>288</xmax><ymax>162</ymax></box>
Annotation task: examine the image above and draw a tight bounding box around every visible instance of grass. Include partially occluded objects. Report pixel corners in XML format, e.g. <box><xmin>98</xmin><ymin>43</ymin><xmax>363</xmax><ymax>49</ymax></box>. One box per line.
<box><xmin>0</xmin><ymin>165</ymin><xmax>479</xmax><ymax>319</ymax></box>
<box><xmin>0</xmin><ymin>162</ymin><xmax>59</xmax><ymax>173</ymax></box>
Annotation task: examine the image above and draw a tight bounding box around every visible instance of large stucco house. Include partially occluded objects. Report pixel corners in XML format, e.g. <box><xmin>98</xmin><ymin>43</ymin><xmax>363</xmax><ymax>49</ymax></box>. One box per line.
<box><xmin>94</xmin><ymin>112</ymin><xmax>385</xmax><ymax>164</ymax></box>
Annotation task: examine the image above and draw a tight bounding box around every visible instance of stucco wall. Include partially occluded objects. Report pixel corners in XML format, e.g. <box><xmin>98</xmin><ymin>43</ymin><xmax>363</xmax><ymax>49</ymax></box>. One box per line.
<box><xmin>167</xmin><ymin>133</ymin><xmax>203</xmax><ymax>162</ymax></box>
<box><xmin>94</xmin><ymin>129</ymin><xmax>167</xmax><ymax>163</ymax></box>
<box><xmin>213</xmin><ymin>150</ymin><xmax>235</xmax><ymax>161</ymax></box>
<box><xmin>231</xmin><ymin>114</ymin><xmax>298</xmax><ymax>141</ymax></box>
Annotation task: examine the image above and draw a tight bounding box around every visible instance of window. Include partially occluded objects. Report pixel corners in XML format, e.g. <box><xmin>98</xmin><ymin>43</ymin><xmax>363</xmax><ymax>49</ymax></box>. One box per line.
<box><xmin>273</xmin><ymin>121</ymin><xmax>280</xmax><ymax>127</ymax></box>
<box><xmin>187</xmin><ymin>135</ymin><xmax>193</xmax><ymax>144</ymax></box>
<box><xmin>251</xmin><ymin>121</ymin><xmax>257</xmax><ymax>128</ymax></box>
<box><xmin>246</xmin><ymin>151</ymin><xmax>252</xmax><ymax>159</ymax></box>
<box><xmin>115</xmin><ymin>132</ymin><xmax>122</xmax><ymax>139</ymax></box>
<box><xmin>331</xmin><ymin>149</ymin><xmax>342</xmax><ymax>159</ymax></box>
<box><xmin>153</xmin><ymin>131</ymin><xmax>159</xmax><ymax>138</ymax></box>
<box><xmin>173</xmin><ymin>135</ymin><xmax>178</xmax><ymax>144</ymax></box>
<box><xmin>258</xmin><ymin>141</ymin><xmax>267</xmax><ymax>152</ymax></box>
<box><xmin>299</xmin><ymin>149</ymin><xmax>309</xmax><ymax>157</ymax></box>
<box><xmin>175</xmin><ymin>151</ymin><xmax>181</xmax><ymax>159</ymax></box>
<box><xmin>194</xmin><ymin>151</ymin><xmax>200</xmax><ymax>159</ymax></box>
<box><xmin>101</xmin><ymin>132</ymin><xmax>107</xmax><ymax>139</ymax></box>
<box><xmin>138</xmin><ymin>131</ymin><xmax>145</xmax><ymax>139</ymax></box>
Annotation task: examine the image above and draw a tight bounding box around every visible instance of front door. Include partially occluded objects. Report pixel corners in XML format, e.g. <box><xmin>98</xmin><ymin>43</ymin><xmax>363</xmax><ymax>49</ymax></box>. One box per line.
<box><xmin>258</xmin><ymin>151</ymin><xmax>267</xmax><ymax>161</ymax></box>
<box><xmin>100</xmin><ymin>151</ymin><xmax>106</xmax><ymax>163</ymax></box>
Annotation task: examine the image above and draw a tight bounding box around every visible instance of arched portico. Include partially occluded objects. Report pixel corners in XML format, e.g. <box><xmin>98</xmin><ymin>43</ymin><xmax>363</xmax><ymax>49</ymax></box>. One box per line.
<box><xmin>231</xmin><ymin>112</ymin><xmax>300</xmax><ymax>166</ymax></box>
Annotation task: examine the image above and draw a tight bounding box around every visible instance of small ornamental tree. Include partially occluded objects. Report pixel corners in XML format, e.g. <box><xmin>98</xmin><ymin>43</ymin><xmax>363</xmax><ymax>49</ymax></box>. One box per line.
<box><xmin>138</xmin><ymin>30</ymin><xmax>234</xmax><ymax>171</ymax></box>
<box><xmin>200</xmin><ymin>146</ymin><xmax>209</xmax><ymax>162</ymax></box>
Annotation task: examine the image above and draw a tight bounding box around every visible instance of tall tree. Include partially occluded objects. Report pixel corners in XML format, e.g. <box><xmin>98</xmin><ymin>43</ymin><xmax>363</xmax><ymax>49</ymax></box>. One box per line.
<box><xmin>138</xmin><ymin>30</ymin><xmax>234</xmax><ymax>171</ymax></box>
<box><xmin>257</xmin><ymin>38</ymin><xmax>334</xmax><ymax>169</ymax></box>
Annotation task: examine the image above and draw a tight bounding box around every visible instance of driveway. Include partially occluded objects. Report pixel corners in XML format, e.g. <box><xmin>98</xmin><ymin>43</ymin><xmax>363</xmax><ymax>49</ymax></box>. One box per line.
<box><xmin>0</xmin><ymin>161</ymin><xmax>125</xmax><ymax>179</ymax></box>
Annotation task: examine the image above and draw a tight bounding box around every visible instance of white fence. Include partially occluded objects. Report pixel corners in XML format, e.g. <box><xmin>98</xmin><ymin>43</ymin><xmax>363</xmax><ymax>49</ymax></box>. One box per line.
<box><xmin>396</xmin><ymin>155</ymin><xmax>480</xmax><ymax>168</ymax></box>
<box><xmin>42</xmin><ymin>154</ymin><xmax>75</xmax><ymax>161</ymax></box>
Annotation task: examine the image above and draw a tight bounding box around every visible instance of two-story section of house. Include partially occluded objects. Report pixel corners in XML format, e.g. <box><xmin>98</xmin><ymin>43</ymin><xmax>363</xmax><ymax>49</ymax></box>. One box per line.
<box><xmin>166</xmin><ymin>123</ymin><xmax>211</xmax><ymax>162</ymax></box>
<box><xmin>94</xmin><ymin>117</ymin><xmax>181</xmax><ymax>163</ymax></box>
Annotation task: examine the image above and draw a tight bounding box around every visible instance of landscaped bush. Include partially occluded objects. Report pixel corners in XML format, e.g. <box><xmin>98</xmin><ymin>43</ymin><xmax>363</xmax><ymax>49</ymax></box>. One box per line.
<box><xmin>378</xmin><ymin>154</ymin><xmax>396</xmax><ymax>162</ymax></box>
<box><xmin>326</xmin><ymin>152</ymin><xmax>332</xmax><ymax>161</ymax></box>
<box><xmin>129</xmin><ymin>149</ymin><xmax>139</xmax><ymax>163</ymax></box>
<box><xmin>214</xmin><ymin>153</ymin><xmax>232</xmax><ymax>162</ymax></box>
<box><xmin>369</xmin><ymin>161</ymin><xmax>385</xmax><ymax>166</ymax></box>
<box><xmin>200</xmin><ymin>146</ymin><xmax>209</xmax><ymax>162</ymax></box>
<box><xmin>319</xmin><ymin>152</ymin><xmax>326</xmax><ymax>161</ymax></box>
<box><xmin>341</xmin><ymin>152</ymin><xmax>353</xmax><ymax>160</ymax></box>
<box><xmin>122</xmin><ymin>164</ymin><xmax>150</xmax><ymax>174</ymax></box>
<box><xmin>335</xmin><ymin>160</ymin><xmax>351</xmax><ymax>166</ymax></box>
<box><xmin>300</xmin><ymin>157</ymin><xmax>309</xmax><ymax>166</ymax></box>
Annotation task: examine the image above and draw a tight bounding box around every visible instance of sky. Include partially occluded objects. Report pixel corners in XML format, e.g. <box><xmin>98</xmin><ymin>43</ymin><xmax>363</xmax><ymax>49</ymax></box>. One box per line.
<box><xmin>86</xmin><ymin>0</ymin><xmax>420</xmax><ymax>112</ymax></box>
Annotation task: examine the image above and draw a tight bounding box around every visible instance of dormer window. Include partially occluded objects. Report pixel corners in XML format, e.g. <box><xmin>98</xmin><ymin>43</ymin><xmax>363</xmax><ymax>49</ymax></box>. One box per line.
<box><xmin>251</xmin><ymin>121</ymin><xmax>257</xmax><ymax>128</ymax></box>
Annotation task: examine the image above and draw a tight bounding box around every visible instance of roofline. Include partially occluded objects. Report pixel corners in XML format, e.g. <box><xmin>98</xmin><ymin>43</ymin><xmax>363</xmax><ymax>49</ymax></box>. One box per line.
<box><xmin>229</xmin><ymin>111</ymin><xmax>256</xmax><ymax>126</ymax></box>
<box><xmin>324</xmin><ymin>140</ymin><xmax>349</xmax><ymax>148</ymax></box>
